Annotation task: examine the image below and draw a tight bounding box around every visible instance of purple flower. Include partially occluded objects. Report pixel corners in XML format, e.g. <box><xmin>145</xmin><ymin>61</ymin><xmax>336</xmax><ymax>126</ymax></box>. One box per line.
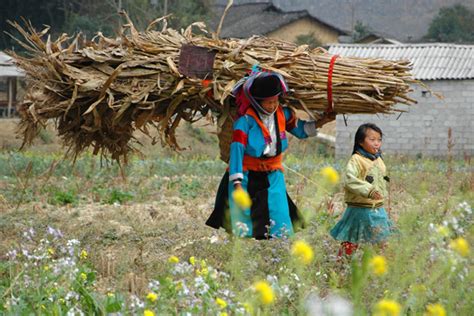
<box><xmin>47</xmin><ymin>226</ymin><xmax>64</xmax><ymax>239</ymax></box>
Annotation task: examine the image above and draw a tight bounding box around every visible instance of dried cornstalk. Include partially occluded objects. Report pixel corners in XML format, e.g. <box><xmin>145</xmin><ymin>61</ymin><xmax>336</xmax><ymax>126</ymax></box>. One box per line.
<box><xmin>9</xmin><ymin>15</ymin><xmax>417</xmax><ymax>162</ymax></box>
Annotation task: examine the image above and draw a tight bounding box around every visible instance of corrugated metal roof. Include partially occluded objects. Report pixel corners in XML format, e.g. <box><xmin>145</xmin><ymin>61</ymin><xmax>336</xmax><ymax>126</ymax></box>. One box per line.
<box><xmin>0</xmin><ymin>51</ymin><xmax>24</xmax><ymax>77</ymax></box>
<box><xmin>328</xmin><ymin>43</ymin><xmax>474</xmax><ymax>80</ymax></box>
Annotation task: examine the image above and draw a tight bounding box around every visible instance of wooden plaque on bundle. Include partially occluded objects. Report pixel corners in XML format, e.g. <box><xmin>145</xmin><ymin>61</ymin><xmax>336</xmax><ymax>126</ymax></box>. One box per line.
<box><xmin>178</xmin><ymin>44</ymin><xmax>216</xmax><ymax>79</ymax></box>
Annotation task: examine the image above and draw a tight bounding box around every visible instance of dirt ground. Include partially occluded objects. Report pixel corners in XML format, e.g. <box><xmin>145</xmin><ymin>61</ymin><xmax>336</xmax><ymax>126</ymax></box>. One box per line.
<box><xmin>0</xmin><ymin>114</ymin><xmax>335</xmax><ymax>290</ymax></box>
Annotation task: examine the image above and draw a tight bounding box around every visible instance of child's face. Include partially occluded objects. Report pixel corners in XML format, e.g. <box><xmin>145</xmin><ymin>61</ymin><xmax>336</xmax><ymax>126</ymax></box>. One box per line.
<box><xmin>260</xmin><ymin>96</ymin><xmax>279</xmax><ymax>113</ymax></box>
<box><xmin>360</xmin><ymin>128</ymin><xmax>382</xmax><ymax>155</ymax></box>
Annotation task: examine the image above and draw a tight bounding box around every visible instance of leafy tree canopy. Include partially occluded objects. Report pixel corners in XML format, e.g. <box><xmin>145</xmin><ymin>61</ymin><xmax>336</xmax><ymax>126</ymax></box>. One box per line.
<box><xmin>0</xmin><ymin>0</ymin><xmax>212</xmax><ymax>51</ymax></box>
<box><xmin>295</xmin><ymin>32</ymin><xmax>321</xmax><ymax>49</ymax></box>
<box><xmin>425</xmin><ymin>4</ymin><xmax>474</xmax><ymax>43</ymax></box>
<box><xmin>352</xmin><ymin>20</ymin><xmax>372</xmax><ymax>42</ymax></box>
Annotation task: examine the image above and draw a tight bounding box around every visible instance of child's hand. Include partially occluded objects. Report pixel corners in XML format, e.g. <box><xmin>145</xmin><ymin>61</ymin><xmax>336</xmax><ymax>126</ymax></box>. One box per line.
<box><xmin>371</xmin><ymin>191</ymin><xmax>383</xmax><ymax>200</ymax></box>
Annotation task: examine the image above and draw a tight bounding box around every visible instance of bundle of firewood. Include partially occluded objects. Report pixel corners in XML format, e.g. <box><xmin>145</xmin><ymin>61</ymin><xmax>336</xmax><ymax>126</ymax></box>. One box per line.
<box><xmin>10</xmin><ymin>14</ymin><xmax>417</xmax><ymax>162</ymax></box>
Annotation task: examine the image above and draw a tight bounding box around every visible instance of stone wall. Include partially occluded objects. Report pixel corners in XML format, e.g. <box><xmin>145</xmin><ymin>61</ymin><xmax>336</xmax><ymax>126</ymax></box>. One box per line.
<box><xmin>335</xmin><ymin>80</ymin><xmax>474</xmax><ymax>158</ymax></box>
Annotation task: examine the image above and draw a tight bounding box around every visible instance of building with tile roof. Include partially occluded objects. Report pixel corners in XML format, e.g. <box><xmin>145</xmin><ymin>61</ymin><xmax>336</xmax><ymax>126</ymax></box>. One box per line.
<box><xmin>328</xmin><ymin>43</ymin><xmax>474</xmax><ymax>157</ymax></box>
<box><xmin>0</xmin><ymin>51</ymin><xmax>24</xmax><ymax>117</ymax></box>
<box><xmin>215</xmin><ymin>0</ymin><xmax>474</xmax><ymax>43</ymax></box>
<box><xmin>210</xmin><ymin>2</ymin><xmax>348</xmax><ymax>45</ymax></box>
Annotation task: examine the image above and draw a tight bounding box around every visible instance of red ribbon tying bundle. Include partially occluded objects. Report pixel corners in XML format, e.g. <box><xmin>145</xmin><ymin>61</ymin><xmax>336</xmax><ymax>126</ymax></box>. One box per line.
<box><xmin>326</xmin><ymin>55</ymin><xmax>339</xmax><ymax>113</ymax></box>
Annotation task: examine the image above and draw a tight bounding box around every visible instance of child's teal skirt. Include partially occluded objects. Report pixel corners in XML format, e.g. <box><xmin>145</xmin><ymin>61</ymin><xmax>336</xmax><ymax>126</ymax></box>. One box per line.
<box><xmin>330</xmin><ymin>206</ymin><xmax>394</xmax><ymax>243</ymax></box>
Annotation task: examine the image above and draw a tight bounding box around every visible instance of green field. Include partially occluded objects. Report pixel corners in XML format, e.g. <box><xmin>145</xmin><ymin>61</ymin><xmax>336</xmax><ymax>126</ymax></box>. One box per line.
<box><xmin>0</xmin><ymin>125</ymin><xmax>472</xmax><ymax>315</ymax></box>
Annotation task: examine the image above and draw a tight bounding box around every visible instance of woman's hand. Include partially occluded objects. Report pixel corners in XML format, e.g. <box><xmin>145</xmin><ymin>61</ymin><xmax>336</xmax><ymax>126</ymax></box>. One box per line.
<box><xmin>232</xmin><ymin>184</ymin><xmax>252</xmax><ymax>209</ymax></box>
<box><xmin>371</xmin><ymin>191</ymin><xmax>383</xmax><ymax>200</ymax></box>
<box><xmin>315</xmin><ymin>112</ymin><xmax>336</xmax><ymax>128</ymax></box>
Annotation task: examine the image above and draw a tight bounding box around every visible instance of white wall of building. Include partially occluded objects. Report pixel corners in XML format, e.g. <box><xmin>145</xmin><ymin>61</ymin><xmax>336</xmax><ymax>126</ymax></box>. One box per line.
<box><xmin>336</xmin><ymin>80</ymin><xmax>474</xmax><ymax>158</ymax></box>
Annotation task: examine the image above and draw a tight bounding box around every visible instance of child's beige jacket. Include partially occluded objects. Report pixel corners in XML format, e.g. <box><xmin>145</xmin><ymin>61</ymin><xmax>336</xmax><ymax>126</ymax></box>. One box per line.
<box><xmin>344</xmin><ymin>153</ymin><xmax>388</xmax><ymax>208</ymax></box>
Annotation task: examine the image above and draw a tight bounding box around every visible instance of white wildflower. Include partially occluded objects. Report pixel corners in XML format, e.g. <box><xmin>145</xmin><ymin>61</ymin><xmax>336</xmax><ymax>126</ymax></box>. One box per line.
<box><xmin>130</xmin><ymin>295</ymin><xmax>144</xmax><ymax>309</ymax></box>
<box><xmin>235</xmin><ymin>222</ymin><xmax>249</xmax><ymax>237</ymax></box>
<box><xmin>266</xmin><ymin>275</ymin><xmax>278</xmax><ymax>284</ymax></box>
<box><xmin>209</xmin><ymin>235</ymin><xmax>220</xmax><ymax>244</ymax></box>
<box><xmin>65</xmin><ymin>291</ymin><xmax>80</xmax><ymax>302</ymax></box>
<box><xmin>66</xmin><ymin>307</ymin><xmax>85</xmax><ymax>316</ymax></box>
<box><xmin>306</xmin><ymin>293</ymin><xmax>353</xmax><ymax>316</ymax></box>
<box><xmin>194</xmin><ymin>276</ymin><xmax>210</xmax><ymax>295</ymax></box>
<box><xmin>6</xmin><ymin>249</ymin><xmax>17</xmax><ymax>260</ymax></box>
<box><xmin>171</xmin><ymin>262</ymin><xmax>193</xmax><ymax>275</ymax></box>
<box><xmin>148</xmin><ymin>279</ymin><xmax>160</xmax><ymax>291</ymax></box>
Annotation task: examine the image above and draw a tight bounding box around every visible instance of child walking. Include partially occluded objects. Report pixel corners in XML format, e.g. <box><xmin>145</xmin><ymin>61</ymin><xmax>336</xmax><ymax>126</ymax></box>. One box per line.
<box><xmin>330</xmin><ymin>123</ymin><xmax>393</xmax><ymax>256</ymax></box>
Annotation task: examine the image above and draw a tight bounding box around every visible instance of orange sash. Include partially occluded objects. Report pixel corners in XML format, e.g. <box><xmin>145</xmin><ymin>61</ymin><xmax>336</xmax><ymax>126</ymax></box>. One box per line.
<box><xmin>242</xmin><ymin>106</ymin><xmax>286</xmax><ymax>172</ymax></box>
<box><xmin>243</xmin><ymin>154</ymin><xmax>283</xmax><ymax>172</ymax></box>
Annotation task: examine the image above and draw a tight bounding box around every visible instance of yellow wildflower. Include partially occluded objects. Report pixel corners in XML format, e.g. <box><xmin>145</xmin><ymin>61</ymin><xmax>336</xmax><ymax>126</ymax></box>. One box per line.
<box><xmin>200</xmin><ymin>267</ymin><xmax>209</xmax><ymax>276</ymax></box>
<box><xmin>189</xmin><ymin>256</ymin><xmax>196</xmax><ymax>266</ymax></box>
<box><xmin>436</xmin><ymin>225</ymin><xmax>450</xmax><ymax>237</ymax></box>
<box><xmin>291</xmin><ymin>240</ymin><xmax>314</xmax><ymax>265</ymax></box>
<box><xmin>450</xmin><ymin>237</ymin><xmax>470</xmax><ymax>257</ymax></box>
<box><xmin>80</xmin><ymin>272</ymin><xmax>87</xmax><ymax>281</ymax></box>
<box><xmin>144</xmin><ymin>310</ymin><xmax>155</xmax><ymax>316</ymax></box>
<box><xmin>215</xmin><ymin>297</ymin><xmax>227</xmax><ymax>309</ymax></box>
<box><xmin>243</xmin><ymin>302</ymin><xmax>254</xmax><ymax>314</ymax></box>
<box><xmin>168</xmin><ymin>255</ymin><xmax>179</xmax><ymax>264</ymax></box>
<box><xmin>232</xmin><ymin>188</ymin><xmax>252</xmax><ymax>209</ymax></box>
<box><xmin>373</xmin><ymin>299</ymin><xmax>401</xmax><ymax>316</ymax></box>
<box><xmin>146</xmin><ymin>292</ymin><xmax>158</xmax><ymax>303</ymax></box>
<box><xmin>220</xmin><ymin>313</ymin><xmax>228</xmax><ymax>316</ymax></box>
<box><xmin>197</xmin><ymin>259</ymin><xmax>208</xmax><ymax>275</ymax></box>
<box><xmin>253</xmin><ymin>280</ymin><xmax>275</xmax><ymax>305</ymax></box>
<box><xmin>196</xmin><ymin>268</ymin><xmax>209</xmax><ymax>276</ymax></box>
<box><xmin>43</xmin><ymin>265</ymin><xmax>49</xmax><ymax>271</ymax></box>
<box><xmin>80</xmin><ymin>249</ymin><xmax>88</xmax><ymax>260</ymax></box>
<box><xmin>48</xmin><ymin>248</ymin><xmax>55</xmax><ymax>255</ymax></box>
<box><xmin>107</xmin><ymin>292</ymin><xmax>115</xmax><ymax>298</ymax></box>
<box><xmin>424</xmin><ymin>303</ymin><xmax>446</xmax><ymax>316</ymax></box>
<box><xmin>369</xmin><ymin>255</ymin><xmax>388</xmax><ymax>276</ymax></box>
<box><xmin>320</xmin><ymin>166</ymin><xmax>340</xmax><ymax>184</ymax></box>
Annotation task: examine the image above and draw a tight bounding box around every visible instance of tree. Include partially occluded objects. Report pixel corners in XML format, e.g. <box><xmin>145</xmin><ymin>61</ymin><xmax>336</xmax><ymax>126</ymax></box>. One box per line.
<box><xmin>425</xmin><ymin>4</ymin><xmax>474</xmax><ymax>43</ymax></box>
<box><xmin>0</xmin><ymin>0</ymin><xmax>212</xmax><ymax>51</ymax></box>
<box><xmin>295</xmin><ymin>32</ymin><xmax>322</xmax><ymax>49</ymax></box>
<box><xmin>0</xmin><ymin>0</ymin><xmax>66</xmax><ymax>51</ymax></box>
<box><xmin>62</xmin><ymin>1</ymin><xmax>116</xmax><ymax>39</ymax></box>
<box><xmin>352</xmin><ymin>20</ymin><xmax>371</xmax><ymax>42</ymax></box>
<box><xmin>165</xmin><ymin>0</ymin><xmax>212</xmax><ymax>30</ymax></box>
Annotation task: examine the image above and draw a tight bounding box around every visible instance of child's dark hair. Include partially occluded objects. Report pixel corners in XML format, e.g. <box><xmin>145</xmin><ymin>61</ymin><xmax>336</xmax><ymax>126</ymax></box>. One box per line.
<box><xmin>352</xmin><ymin>123</ymin><xmax>383</xmax><ymax>154</ymax></box>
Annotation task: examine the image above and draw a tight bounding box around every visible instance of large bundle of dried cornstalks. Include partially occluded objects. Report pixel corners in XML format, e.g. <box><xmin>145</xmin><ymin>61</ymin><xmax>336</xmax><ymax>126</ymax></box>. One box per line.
<box><xmin>10</xmin><ymin>14</ymin><xmax>417</xmax><ymax>162</ymax></box>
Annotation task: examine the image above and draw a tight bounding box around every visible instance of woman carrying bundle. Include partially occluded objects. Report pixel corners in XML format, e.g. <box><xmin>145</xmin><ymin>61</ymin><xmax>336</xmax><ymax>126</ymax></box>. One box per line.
<box><xmin>206</xmin><ymin>70</ymin><xmax>335</xmax><ymax>239</ymax></box>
